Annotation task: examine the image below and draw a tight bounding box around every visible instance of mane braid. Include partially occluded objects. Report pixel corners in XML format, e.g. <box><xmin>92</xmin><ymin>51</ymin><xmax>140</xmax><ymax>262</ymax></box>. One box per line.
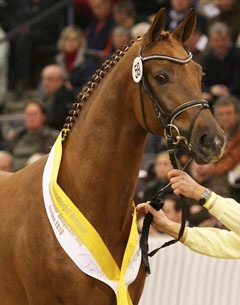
<box><xmin>61</xmin><ymin>40</ymin><xmax>135</xmax><ymax>142</ymax></box>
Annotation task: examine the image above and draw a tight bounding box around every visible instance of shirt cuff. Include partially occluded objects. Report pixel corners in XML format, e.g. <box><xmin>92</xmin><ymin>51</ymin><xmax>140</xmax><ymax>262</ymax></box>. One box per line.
<box><xmin>203</xmin><ymin>192</ymin><xmax>217</xmax><ymax>209</ymax></box>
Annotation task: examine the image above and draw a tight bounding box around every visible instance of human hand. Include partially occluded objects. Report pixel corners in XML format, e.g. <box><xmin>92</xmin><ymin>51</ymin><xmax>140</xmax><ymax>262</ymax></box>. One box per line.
<box><xmin>137</xmin><ymin>202</ymin><xmax>173</xmax><ymax>233</ymax></box>
<box><xmin>136</xmin><ymin>202</ymin><xmax>187</xmax><ymax>240</ymax></box>
<box><xmin>168</xmin><ymin>169</ymin><xmax>206</xmax><ymax>201</ymax></box>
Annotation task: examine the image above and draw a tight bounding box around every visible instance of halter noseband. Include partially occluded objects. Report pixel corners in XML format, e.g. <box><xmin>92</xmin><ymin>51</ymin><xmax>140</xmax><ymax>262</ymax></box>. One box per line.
<box><xmin>134</xmin><ymin>47</ymin><xmax>209</xmax><ymax>148</ymax></box>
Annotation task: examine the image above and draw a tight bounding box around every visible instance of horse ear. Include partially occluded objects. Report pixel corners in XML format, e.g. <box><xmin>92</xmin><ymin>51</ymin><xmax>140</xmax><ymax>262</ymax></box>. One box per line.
<box><xmin>172</xmin><ymin>9</ymin><xmax>197</xmax><ymax>44</ymax></box>
<box><xmin>144</xmin><ymin>8</ymin><xmax>166</xmax><ymax>45</ymax></box>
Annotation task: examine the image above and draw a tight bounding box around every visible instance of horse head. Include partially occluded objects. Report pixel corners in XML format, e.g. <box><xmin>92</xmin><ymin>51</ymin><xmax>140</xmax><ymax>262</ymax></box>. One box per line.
<box><xmin>131</xmin><ymin>8</ymin><xmax>225</xmax><ymax>164</ymax></box>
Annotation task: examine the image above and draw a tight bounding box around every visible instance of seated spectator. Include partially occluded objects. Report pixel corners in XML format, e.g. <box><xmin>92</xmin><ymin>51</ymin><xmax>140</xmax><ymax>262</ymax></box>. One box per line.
<box><xmin>142</xmin><ymin>151</ymin><xmax>173</xmax><ymax>202</ymax></box>
<box><xmin>110</xmin><ymin>25</ymin><xmax>131</xmax><ymax>53</ymax></box>
<box><xmin>162</xmin><ymin>193</ymin><xmax>183</xmax><ymax>225</ymax></box>
<box><xmin>189</xmin><ymin>95</ymin><xmax>240</xmax><ymax>201</ymax></box>
<box><xmin>113</xmin><ymin>0</ymin><xmax>145</xmax><ymax>29</ymax></box>
<box><xmin>212</xmin><ymin>95</ymin><xmax>240</xmax><ymax>175</ymax></box>
<box><xmin>86</xmin><ymin>0</ymin><xmax>116</xmax><ymax>64</ymax></box>
<box><xmin>55</xmin><ymin>25</ymin><xmax>98</xmax><ymax>96</ymax></box>
<box><xmin>200</xmin><ymin>22</ymin><xmax>240</xmax><ymax>103</ymax></box>
<box><xmin>39</xmin><ymin>64</ymin><xmax>76</xmax><ymax>130</ymax></box>
<box><xmin>8</xmin><ymin>100</ymin><xmax>58</xmax><ymax>171</ymax></box>
<box><xmin>208</xmin><ymin>0</ymin><xmax>240</xmax><ymax>44</ymax></box>
<box><xmin>0</xmin><ymin>150</ymin><xmax>14</xmax><ymax>172</ymax></box>
<box><xmin>164</xmin><ymin>0</ymin><xmax>207</xmax><ymax>34</ymax></box>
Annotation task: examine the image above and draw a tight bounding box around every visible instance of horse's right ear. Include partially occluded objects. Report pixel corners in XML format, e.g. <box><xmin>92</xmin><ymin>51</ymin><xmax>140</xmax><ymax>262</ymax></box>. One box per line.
<box><xmin>143</xmin><ymin>8</ymin><xmax>166</xmax><ymax>46</ymax></box>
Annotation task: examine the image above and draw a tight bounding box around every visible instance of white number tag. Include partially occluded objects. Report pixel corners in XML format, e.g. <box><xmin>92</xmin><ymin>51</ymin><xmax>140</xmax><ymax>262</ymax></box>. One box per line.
<box><xmin>132</xmin><ymin>57</ymin><xmax>143</xmax><ymax>83</ymax></box>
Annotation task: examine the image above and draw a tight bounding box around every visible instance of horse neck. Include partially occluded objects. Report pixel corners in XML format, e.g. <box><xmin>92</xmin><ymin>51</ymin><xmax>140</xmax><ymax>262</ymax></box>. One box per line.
<box><xmin>58</xmin><ymin>56</ymin><xmax>147</xmax><ymax>262</ymax></box>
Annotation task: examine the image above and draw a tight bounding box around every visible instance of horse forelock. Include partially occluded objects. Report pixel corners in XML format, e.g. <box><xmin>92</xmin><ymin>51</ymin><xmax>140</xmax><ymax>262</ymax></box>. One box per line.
<box><xmin>61</xmin><ymin>40</ymin><xmax>135</xmax><ymax>141</ymax></box>
<box><xmin>159</xmin><ymin>32</ymin><xmax>170</xmax><ymax>40</ymax></box>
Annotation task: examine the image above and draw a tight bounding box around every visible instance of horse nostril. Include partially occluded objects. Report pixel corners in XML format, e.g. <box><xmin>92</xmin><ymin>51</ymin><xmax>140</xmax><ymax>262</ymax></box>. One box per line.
<box><xmin>199</xmin><ymin>134</ymin><xmax>211</xmax><ymax>151</ymax></box>
<box><xmin>198</xmin><ymin>133</ymin><xmax>225</xmax><ymax>159</ymax></box>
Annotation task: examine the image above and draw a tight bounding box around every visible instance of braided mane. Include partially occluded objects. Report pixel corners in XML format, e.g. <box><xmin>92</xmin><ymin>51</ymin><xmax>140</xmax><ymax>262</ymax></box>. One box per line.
<box><xmin>61</xmin><ymin>38</ymin><xmax>139</xmax><ymax>141</ymax></box>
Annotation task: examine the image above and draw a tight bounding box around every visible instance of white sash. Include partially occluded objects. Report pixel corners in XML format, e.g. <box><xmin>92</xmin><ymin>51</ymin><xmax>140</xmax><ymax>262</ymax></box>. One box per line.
<box><xmin>42</xmin><ymin>133</ymin><xmax>142</xmax><ymax>304</ymax></box>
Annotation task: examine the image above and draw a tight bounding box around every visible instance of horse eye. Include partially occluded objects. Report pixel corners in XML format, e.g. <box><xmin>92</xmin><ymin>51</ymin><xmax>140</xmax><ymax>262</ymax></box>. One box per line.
<box><xmin>155</xmin><ymin>73</ymin><xmax>169</xmax><ymax>85</ymax></box>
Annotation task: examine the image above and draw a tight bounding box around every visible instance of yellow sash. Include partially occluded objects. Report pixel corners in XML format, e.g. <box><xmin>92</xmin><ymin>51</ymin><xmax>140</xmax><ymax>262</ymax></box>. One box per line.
<box><xmin>43</xmin><ymin>132</ymin><xmax>141</xmax><ymax>305</ymax></box>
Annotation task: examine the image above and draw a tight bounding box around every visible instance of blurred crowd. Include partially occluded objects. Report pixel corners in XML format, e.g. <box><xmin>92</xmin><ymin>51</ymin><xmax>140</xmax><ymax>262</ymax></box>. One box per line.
<box><xmin>0</xmin><ymin>0</ymin><xmax>239</xmax><ymax>228</ymax></box>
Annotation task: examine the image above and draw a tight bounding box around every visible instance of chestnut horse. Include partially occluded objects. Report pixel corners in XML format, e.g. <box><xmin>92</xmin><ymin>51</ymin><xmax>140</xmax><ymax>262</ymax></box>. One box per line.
<box><xmin>0</xmin><ymin>9</ymin><xmax>225</xmax><ymax>305</ymax></box>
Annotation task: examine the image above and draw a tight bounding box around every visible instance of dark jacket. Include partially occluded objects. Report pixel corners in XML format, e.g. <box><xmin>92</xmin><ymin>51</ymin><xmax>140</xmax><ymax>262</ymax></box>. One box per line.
<box><xmin>201</xmin><ymin>45</ymin><xmax>240</xmax><ymax>98</ymax></box>
<box><xmin>45</xmin><ymin>85</ymin><xmax>76</xmax><ymax>131</ymax></box>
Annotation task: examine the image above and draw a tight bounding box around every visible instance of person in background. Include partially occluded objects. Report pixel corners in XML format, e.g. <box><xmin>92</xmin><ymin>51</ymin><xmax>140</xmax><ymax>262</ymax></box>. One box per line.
<box><xmin>164</xmin><ymin>0</ymin><xmax>207</xmax><ymax>34</ymax></box>
<box><xmin>192</xmin><ymin>95</ymin><xmax>240</xmax><ymax>201</ymax></box>
<box><xmin>142</xmin><ymin>151</ymin><xmax>173</xmax><ymax>202</ymax></box>
<box><xmin>191</xmin><ymin>95</ymin><xmax>240</xmax><ymax>200</ymax></box>
<box><xmin>208</xmin><ymin>0</ymin><xmax>240</xmax><ymax>45</ymax></box>
<box><xmin>0</xmin><ymin>150</ymin><xmax>14</xmax><ymax>172</ymax></box>
<box><xmin>137</xmin><ymin>169</ymin><xmax>240</xmax><ymax>258</ymax></box>
<box><xmin>113</xmin><ymin>0</ymin><xmax>145</xmax><ymax>29</ymax></box>
<box><xmin>39</xmin><ymin>64</ymin><xmax>76</xmax><ymax>130</ymax></box>
<box><xmin>86</xmin><ymin>0</ymin><xmax>116</xmax><ymax>63</ymax></box>
<box><xmin>8</xmin><ymin>100</ymin><xmax>58</xmax><ymax>171</ymax></box>
<box><xmin>55</xmin><ymin>25</ymin><xmax>98</xmax><ymax>96</ymax></box>
<box><xmin>162</xmin><ymin>193</ymin><xmax>183</xmax><ymax>224</ymax></box>
<box><xmin>200</xmin><ymin>22</ymin><xmax>240</xmax><ymax>103</ymax></box>
<box><xmin>110</xmin><ymin>25</ymin><xmax>131</xmax><ymax>53</ymax></box>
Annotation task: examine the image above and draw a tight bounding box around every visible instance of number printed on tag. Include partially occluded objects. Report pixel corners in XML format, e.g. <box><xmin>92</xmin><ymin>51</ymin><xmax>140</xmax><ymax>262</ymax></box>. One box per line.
<box><xmin>132</xmin><ymin>57</ymin><xmax>143</xmax><ymax>83</ymax></box>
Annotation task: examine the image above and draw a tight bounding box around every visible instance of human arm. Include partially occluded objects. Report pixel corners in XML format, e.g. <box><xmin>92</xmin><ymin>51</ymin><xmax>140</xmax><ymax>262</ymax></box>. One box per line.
<box><xmin>136</xmin><ymin>200</ymin><xmax>240</xmax><ymax>259</ymax></box>
<box><xmin>137</xmin><ymin>169</ymin><xmax>240</xmax><ymax>258</ymax></box>
<box><xmin>168</xmin><ymin>169</ymin><xmax>240</xmax><ymax>231</ymax></box>
<box><xmin>184</xmin><ymin>227</ymin><xmax>240</xmax><ymax>258</ymax></box>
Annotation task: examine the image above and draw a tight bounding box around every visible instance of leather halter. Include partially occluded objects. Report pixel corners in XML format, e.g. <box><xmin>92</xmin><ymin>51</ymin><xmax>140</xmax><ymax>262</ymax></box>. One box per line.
<box><xmin>137</xmin><ymin>48</ymin><xmax>210</xmax><ymax>274</ymax></box>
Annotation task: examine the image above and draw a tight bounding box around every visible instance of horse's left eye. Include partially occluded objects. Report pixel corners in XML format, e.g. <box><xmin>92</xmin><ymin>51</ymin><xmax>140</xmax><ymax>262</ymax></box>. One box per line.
<box><xmin>155</xmin><ymin>73</ymin><xmax>169</xmax><ymax>85</ymax></box>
